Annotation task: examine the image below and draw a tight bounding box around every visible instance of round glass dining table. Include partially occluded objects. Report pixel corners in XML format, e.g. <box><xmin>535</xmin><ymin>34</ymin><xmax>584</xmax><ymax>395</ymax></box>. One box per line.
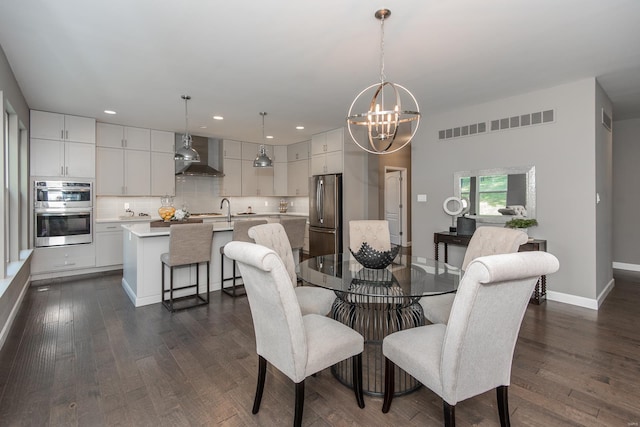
<box><xmin>297</xmin><ymin>252</ymin><xmax>460</xmax><ymax>396</ymax></box>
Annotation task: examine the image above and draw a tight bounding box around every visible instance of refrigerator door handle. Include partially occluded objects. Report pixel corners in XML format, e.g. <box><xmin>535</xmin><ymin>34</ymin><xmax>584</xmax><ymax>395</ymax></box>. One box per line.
<box><xmin>318</xmin><ymin>178</ymin><xmax>324</xmax><ymax>224</ymax></box>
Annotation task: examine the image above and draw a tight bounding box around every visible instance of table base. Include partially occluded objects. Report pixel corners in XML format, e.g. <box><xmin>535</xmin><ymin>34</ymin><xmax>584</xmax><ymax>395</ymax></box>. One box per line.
<box><xmin>330</xmin><ymin>298</ymin><xmax>424</xmax><ymax>396</ymax></box>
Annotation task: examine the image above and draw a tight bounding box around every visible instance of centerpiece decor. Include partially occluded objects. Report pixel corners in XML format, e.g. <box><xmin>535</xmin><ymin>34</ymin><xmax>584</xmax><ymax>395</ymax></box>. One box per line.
<box><xmin>350</xmin><ymin>241</ymin><xmax>400</xmax><ymax>269</ymax></box>
<box><xmin>158</xmin><ymin>196</ymin><xmax>176</xmax><ymax>222</ymax></box>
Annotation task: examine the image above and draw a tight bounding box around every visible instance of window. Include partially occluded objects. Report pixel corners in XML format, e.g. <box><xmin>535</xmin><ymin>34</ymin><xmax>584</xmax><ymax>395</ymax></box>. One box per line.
<box><xmin>477</xmin><ymin>174</ymin><xmax>507</xmax><ymax>215</ymax></box>
<box><xmin>1</xmin><ymin>95</ymin><xmax>29</xmax><ymax>279</ymax></box>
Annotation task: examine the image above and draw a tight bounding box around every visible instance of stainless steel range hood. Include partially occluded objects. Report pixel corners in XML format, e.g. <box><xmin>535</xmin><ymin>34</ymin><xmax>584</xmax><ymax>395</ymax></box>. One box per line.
<box><xmin>175</xmin><ymin>134</ymin><xmax>224</xmax><ymax>177</ymax></box>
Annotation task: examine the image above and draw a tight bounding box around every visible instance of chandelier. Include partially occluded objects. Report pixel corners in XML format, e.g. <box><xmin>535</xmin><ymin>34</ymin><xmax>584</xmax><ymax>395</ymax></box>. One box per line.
<box><xmin>347</xmin><ymin>9</ymin><xmax>421</xmax><ymax>155</ymax></box>
<box><xmin>174</xmin><ymin>95</ymin><xmax>200</xmax><ymax>162</ymax></box>
<box><xmin>253</xmin><ymin>112</ymin><xmax>273</xmax><ymax>168</ymax></box>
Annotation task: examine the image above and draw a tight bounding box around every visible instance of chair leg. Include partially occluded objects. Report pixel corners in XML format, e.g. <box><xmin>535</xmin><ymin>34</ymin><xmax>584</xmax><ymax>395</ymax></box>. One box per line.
<box><xmin>294</xmin><ymin>380</ymin><xmax>305</xmax><ymax>427</ymax></box>
<box><xmin>497</xmin><ymin>385</ymin><xmax>511</xmax><ymax>427</ymax></box>
<box><xmin>381</xmin><ymin>357</ymin><xmax>395</xmax><ymax>413</ymax></box>
<box><xmin>252</xmin><ymin>356</ymin><xmax>267</xmax><ymax>414</ymax></box>
<box><xmin>443</xmin><ymin>401</ymin><xmax>456</xmax><ymax>427</ymax></box>
<box><xmin>352</xmin><ymin>353</ymin><xmax>364</xmax><ymax>408</ymax></box>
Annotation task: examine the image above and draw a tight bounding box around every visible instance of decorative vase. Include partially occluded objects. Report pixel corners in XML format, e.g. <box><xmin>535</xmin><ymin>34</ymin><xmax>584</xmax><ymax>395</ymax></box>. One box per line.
<box><xmin>158</xmin><ymin>196</ymin><xmax>175</xmax><ymax>222</ymax></box>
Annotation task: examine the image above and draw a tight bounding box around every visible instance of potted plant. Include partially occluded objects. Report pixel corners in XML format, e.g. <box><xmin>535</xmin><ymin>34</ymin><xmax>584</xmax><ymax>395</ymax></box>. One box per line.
<box><xmin>504</xmin><ymin>218</ymin><xmax>538</xmax><ymax>232</ymax></box>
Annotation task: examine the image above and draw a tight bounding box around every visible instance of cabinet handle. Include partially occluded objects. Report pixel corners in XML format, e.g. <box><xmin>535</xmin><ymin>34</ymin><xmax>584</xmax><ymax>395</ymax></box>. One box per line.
<box><xmin>60</xmin><ymin>166</ymin><xmax>64</xmax><ymax>175</ymax></box>
<box><xmin>65</xmin><ymin>130</ymin><xmax>69</xmax><ymax>140</ymax></box>
<box><xmin>65</xmin><ymin>166</ymin><xmax>69</xmax><ymax>175</ymax></box>
<box><xmin>61</xmin><ymin>130</ymin><xmax>64</xmax><ymax>139</ymax></box>
<box><xmin>54</xmin><ymin>262</ymin><xmax>76</xmax><ymax>267</ymax></box>
<box><xmin>123</xmin><ymin>139</ymin><xmax>126</xmax><ymax>148</ymax></box>
<box><xmin>106</xmin><ymin>226</ymin><xmax>118</xmax><ymax>229</ymax></box>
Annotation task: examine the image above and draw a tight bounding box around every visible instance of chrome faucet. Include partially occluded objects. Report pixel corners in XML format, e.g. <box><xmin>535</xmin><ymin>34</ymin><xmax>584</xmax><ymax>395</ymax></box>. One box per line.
<box><xmin>220</xmin><ymin>198</ymin><xmax>231</xmax><ymax>223</ymax></box>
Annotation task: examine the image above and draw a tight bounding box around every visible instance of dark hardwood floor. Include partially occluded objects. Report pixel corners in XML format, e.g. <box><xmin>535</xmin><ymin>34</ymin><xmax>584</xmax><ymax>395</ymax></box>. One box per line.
<box><xmin>1</xmin><ymin>271</ymin><xmax>639</xmax><ymax>426</ymax></box>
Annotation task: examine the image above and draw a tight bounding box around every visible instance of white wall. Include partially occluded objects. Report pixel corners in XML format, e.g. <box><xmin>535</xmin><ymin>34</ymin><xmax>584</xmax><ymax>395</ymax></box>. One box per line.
<box><xmin>412</xmin><ymin>78</ymin><xmax>606</xmax><ymax>305</ymax></box>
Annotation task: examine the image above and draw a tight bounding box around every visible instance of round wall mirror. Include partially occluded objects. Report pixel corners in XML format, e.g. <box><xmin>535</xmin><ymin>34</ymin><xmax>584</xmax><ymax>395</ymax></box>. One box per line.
<box><xmin>443</xmin><ymin>196</ymin><xmax>468</xmax><ymax>216</ymax></box>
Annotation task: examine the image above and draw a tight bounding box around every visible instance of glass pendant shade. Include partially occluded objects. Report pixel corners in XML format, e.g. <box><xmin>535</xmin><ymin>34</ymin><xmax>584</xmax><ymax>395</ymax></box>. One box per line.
<box><xmin>174</xmin><ymin>95</ymin><xmax>200</xmax><ymax>162</ymax></box>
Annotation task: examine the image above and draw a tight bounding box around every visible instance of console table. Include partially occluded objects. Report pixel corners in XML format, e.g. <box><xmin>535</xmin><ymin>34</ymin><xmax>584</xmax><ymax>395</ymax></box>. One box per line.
<box><xmin>434</xmin><ymin>231</ymin><xmax>547</xmax><ymax>304</ymax></box>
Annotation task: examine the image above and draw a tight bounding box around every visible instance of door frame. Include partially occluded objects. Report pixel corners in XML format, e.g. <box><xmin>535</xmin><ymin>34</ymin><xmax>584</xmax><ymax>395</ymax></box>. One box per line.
<box><xmin>384</xmin><ymin>166</ymin><xmax>409</xmax><ymax>247</ymax></box>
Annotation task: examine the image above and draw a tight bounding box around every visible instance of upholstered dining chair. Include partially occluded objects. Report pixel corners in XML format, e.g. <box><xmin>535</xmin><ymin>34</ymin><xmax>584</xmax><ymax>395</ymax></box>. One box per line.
<box><xmin>223</xmin><ymin>241</ymin><xmax>365</xmax><ymax>427</ymax></box>
<box><xmin>382</xmin><ymin>251</ymin><xmax>559</xmax><ymax>426</ymax></box>
<box><xmin>349</xmin><ymin>220</ymin><xmax>392</xmax><ymax>252</ymax></box>
<box><xmin>248</xmin><ymin>222</ymin><xmax>336</xmax><ymax>316</ymax></box>
<box><xmin>419</xmin><ymin>226</ymin><xmax>528</xmax><ymax>324</ymax></box>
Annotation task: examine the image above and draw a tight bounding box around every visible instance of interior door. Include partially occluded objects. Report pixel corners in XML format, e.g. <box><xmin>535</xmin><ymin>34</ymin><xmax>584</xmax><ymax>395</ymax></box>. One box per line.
<box><xmin>384</xmin><ymin>170</ymin><xmax>404</xmax><ymax>246</ymax></box>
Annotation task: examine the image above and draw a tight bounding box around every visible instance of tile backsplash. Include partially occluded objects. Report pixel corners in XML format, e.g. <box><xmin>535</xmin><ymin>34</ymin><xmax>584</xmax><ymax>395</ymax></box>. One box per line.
<box><xmin>96</xmin><ymin>175</ymin><xmax>309</xmax><ymax>219</ymax></box>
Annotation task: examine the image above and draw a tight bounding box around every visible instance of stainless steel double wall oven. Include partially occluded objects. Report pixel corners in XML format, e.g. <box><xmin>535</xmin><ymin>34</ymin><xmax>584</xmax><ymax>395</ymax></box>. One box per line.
<box><xmin>34</xmin><ymin>180</ymin><xmax>93</xmax><ymax>247</ymax></box>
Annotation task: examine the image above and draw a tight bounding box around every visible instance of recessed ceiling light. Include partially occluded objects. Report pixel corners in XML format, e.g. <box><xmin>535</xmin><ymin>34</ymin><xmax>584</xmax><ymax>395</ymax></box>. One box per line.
<box><xmin>296</xmin><ymin>126</ymin><xmax>304</xmax><ymax>130</ymax></box>
<box><xmin>104</xmin><ymin>110</ymin><xmax>116</xmax><ymax>115</ymax></box>
<box><xmin>199</xmin><ymin>126</ymin><xmax>207</xmax><ymax>129</ymax></box>
<box><xmin>266</xmin><ymin>135</ymin><xmax>274</xmax><ymax>139</ymax></box>
<box><xmin>213</xmin><ymin>116</ymin><xmax>223</xmax><ymax>120</ymax></box>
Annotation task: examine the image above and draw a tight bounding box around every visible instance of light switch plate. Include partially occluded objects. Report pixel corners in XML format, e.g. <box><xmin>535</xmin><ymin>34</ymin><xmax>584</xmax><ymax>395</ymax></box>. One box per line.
<box><xmin>417</xmin><ymin>194</ymin><xmax>427</xmax><ymax>202</ymax></box>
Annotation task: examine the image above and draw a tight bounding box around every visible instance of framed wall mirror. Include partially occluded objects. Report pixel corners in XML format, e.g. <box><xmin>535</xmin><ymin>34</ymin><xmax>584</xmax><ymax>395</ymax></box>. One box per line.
<box><xmin>454</xmin><ymin>165</ymin><xmax>536</xmax><ymax>222</ymax></box>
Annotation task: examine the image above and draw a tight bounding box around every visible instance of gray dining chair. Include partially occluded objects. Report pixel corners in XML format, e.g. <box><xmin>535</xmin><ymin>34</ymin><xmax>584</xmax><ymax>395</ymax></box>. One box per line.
<box><xmin>382</xmin><ymin>251</ymin><xmax>559</xmax><ymax>426</ymax></box>
<box><xmin>419</xmin><ymin>226</ymin><xmax>528</xmax><ymax>324</ymax></box>
<box><xmin>223</xmin><ymin>241</ymin><xmax>365</xmax><ymax>427</ymax></box>
<box><xmin>248</xmin><ymin>222</ymin><xmax>336</xmax><ymax>316</ymax></box>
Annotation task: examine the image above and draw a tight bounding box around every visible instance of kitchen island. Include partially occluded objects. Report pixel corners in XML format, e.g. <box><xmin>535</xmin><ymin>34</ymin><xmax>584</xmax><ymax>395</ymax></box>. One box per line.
<box><xmin>121</xmin><ymin>222</ymin><xmax>234</xmax><ymax>307</ymax></box>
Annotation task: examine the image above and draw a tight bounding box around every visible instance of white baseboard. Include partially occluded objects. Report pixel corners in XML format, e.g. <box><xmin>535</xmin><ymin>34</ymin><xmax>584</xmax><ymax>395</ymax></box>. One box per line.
<box><xmin>612</xmin><ymin>262</ymin><xmax>640</xmax><ymax>272</ymax></box>
<box><xmin>597</xmin><ymin>278</ymin><xmax>615</xmax><ymax>308</ymax></box>
<box><xmin>0</xmin><ymin>274</ymin><xmax>30</xmax><ymax>350</ymax></box>
<box><xmin>547</xmin><ymin>291</ymin><xmax>598</xmax><ymax>310</ymax></box>
<box><xmin>547</xmin><ymin>277</ymin><xmax>615</xmax><ymax>311</ymax></box>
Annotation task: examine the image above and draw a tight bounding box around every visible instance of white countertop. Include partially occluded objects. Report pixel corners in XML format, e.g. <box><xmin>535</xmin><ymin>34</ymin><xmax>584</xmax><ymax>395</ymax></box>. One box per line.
<box><xmin>97</xmin><ymin>211</ymin><xmax>308</xmax><ymax>223</ymax></box>
<box><xmin>122</xmin><ymin>221</ymin><xmax>234</xmax><ymax>237</ymax></box>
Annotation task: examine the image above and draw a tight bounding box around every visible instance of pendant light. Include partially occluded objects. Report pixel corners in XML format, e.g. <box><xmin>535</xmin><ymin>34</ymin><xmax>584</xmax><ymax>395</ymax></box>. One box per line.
<box><xmin>346</xmin><ymin>9</ymin><xmax>421</xmax><ymax>154</ymax></box>
<box><xmin>174</xmin><ymin>95</ymin><xmax>200</xmax><ymax>162</ymax></box>
<box><xmin>253</xmin><ymin>112</ymin><xmax>273</xmax><ymax>168</ymax></box>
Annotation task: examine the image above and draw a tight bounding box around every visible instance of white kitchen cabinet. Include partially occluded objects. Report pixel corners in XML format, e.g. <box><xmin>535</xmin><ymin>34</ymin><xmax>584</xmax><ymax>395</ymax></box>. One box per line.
<box><xmin>31</xmin><ymin>138</ymin><xmax>95</xmax><ymax>178</ymax></box>
<box><xmin>241</xmin><ymin>141</ymin><xmax>273</xmax><ymax>161</ymax></box>
<box><xmin>220</xmin><ymin>158</ymin><xmax>242</xmax><ymax>196</ymax></box>
<box><xmin>95</xmin><ymin>222</ymin><xmax>123</xmax><ymax>267</ymax></box>
<box><xmin>311</xmin><ymin>128</ymin><xmax>343</xmax><ymax>174</ymax></box>
<box><xmin>96</xmin><ymin>147</ymin><xmax>150</xmax><ymax>195</ymax></box>
<box><xmin>31</xmin><ymin>244</ymin><xmax>95</xmax><ymax>274</ymax></box>
<box><xmin>30</xmin><ymin>110</ymin><xmax>96</xmax><ymax>143</ymax></box>
<box><xmin>97</xmin><ymin>122</ymin><xmax>150</xmax><ymax>150</ymax></box>
<box><xmin>288</xmin><ymin>159</ymin><xmax>309</xmax><ymax>196</ymax></box>
<box><xmin>287</xmin><ymin>140</ymin><xmax>309</xmax><ymax>162</ymax></box>
<box><xmin>151</xmin><ymin>151</ymin><xmax>175</xmax><ymax>196</ymax></box>
<box><xmin>221</xmin><ymin>139</ymin><xmax>242</xmax><ymax>159</ymax></box>
<box><xmin>150</xmin><ymin>130</ymin><xmax>175</xmax><ymax>153</ymax></box>
<box><xmin>273</xmin><ymin>146</ymin><xmax>288</xmax><ymax>196</ymax></box>
<box><xmin>241</xmin><ymin>160</ymin><xmax>274</xmax><ymax>196</ymax></box>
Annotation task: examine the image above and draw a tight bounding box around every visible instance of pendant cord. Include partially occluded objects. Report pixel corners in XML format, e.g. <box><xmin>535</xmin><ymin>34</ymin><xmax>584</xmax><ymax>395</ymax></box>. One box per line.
<box><xmin>379</xmin><ymin>15</ymin><xmax>386</xmax><ymax>84</ymax></box>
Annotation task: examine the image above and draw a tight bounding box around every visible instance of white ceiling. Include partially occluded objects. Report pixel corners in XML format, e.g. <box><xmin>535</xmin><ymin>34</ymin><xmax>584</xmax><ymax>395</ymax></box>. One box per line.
<box><xmin>1</xmin><ymin>0</ymin><xmax>639</xmax><ymax>145</ymax></box>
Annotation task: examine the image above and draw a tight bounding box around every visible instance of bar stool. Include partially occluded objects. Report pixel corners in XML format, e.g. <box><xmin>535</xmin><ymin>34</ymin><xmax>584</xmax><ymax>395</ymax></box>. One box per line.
<box><xmin>161</xmin><ymin>223</ymin><xmax>214</xmax><ymax>312</ymax></box>
<box><xmin>220</xmin><ymin>219</ymin><xmax>267</xmax><ymax>297</ymax></box>
<box><xmin>280</xmin><ymin>217</ymin><xmax>307</xmax><ymax>265</ymax></box>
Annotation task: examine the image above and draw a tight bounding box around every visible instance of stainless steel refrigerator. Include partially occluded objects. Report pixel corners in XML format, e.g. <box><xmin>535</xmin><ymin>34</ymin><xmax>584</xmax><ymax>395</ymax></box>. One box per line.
<box><xmin>309</xmin><ymin>173</ymin><xmax>342</xmax><ymax>257</ymax></box>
